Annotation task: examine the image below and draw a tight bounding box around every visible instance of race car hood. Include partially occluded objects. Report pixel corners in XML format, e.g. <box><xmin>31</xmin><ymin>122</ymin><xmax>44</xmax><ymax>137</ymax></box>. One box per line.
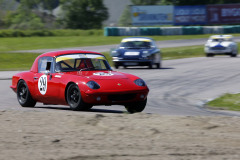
<box><xmin>76</xmin><ymin>71</ymin><xmax>129</xmax><ymax>80</ymax></box>
<box><xmin>116</xmin><ymin>48</ymin><xmax>154</xmax><ymax>58</ymax></box>
<box><xmin>208</xmin><ymin>41</ymin><xmax>232</xmax><ymax>48</ymax></box>
<box><xmin>82</xmin><ymin>71</ymin><xmax>146</xmax><ymax>91</ymax></box>
<box><xmin>65</xmin><ymin>71</ymin><xmax>147</xmax><ymax>92</ymax></box>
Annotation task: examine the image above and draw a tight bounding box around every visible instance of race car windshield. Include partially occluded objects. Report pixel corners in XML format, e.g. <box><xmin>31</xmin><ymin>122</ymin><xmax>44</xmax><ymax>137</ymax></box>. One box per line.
<box><xmin>212</xmin><ymin>38</ymin><xmax>231</xmax><ymax>42</ymax></box>
<box><xmin>55</xmin><ymin>54</ymin><xmax>111</xmax><ymax>72</ymax></box>
<box><xmin>120</xmin><ymin>41</ymin><xmax>152</xmax><ymax>49</ymax></box>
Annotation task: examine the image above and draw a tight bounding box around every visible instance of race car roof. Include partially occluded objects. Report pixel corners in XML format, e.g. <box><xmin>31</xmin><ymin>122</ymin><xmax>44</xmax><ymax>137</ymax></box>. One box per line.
<box><xmin>121</xmin><ymin>37</ymin><xmax>153</xmax><ymax>42</ymax></box>
<box><xmin>39</xmin><ymin>50</ymin><xmax>102</xmax><ymax>58</ymax></box>
<box><xmin>210</xmin><ymin>35</ymin><xmax>233</xmax><ymax>40</ymax></box>
<box><xmin>30</xmin><ymin>50</ymin><xmax>103</xmax><ymax>72</ymax></box>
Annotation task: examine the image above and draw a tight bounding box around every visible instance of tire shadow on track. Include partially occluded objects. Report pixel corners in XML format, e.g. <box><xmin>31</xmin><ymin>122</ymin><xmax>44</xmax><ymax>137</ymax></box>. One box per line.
<box><xmin>35</xmin><ymin>106</ymin><xmax>124</xmax><ymax>114</ymax></box>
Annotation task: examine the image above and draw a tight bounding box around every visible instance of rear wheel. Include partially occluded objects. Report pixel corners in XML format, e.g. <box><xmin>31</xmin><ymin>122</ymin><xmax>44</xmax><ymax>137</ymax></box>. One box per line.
<box><xmin>66</xmin><ymin>83</ymin><xmax>92</xmax><ymax>111</ymax></box>
<box><xmin>206</xmin><ymin>54</ymin><xmax>214</xmax><ymax>57</ymax></box>
<box><xmin>17</xmin><ymin>80</ymin><xmax>36</xmax><ymax>107</ymax></box>
<box><xmin>125</xmin><ymin>99</ymin><xmax>147</xmax><ymax>113</ymax></box>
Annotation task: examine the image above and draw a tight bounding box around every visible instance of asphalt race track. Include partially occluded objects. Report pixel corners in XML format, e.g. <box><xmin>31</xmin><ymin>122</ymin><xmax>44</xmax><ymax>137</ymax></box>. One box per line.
<box><xmin>1</xmin><ymin>56</ymin><xmax>240</xmax><ymax>116</ymax></box>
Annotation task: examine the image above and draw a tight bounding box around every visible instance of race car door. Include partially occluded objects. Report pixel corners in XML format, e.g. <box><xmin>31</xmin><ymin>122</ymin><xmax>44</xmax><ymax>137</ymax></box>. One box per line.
<box><xmin>34</xmin><ymin>56</ymin><xmax>61</xmax><ymax>104</ymax></box>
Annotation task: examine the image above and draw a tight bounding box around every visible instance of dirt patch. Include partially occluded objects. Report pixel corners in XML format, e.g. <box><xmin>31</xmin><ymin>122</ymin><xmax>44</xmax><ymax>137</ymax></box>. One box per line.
<box><xmin>0</xmin><ymin>110</ymin><xmax>240</xmax><ymax>160</ymax></box>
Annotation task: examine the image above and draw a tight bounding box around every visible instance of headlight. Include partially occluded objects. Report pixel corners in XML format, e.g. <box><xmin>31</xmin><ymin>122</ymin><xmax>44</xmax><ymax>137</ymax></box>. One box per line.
<box><xmin>134</xmin><ymin>79</ymin><xmax>146</xmax><ymax>87</ymax></box>
<box><xmin>112</xmin><ymin>57</ymin><xmax>119</xmax><ymax>60</ymax></box>
<box><xmin>142</xmin><ymin>51</ymin><xmax>149</xmax><ymax>57</ymax></box>
<box><xmin>111</xmin><ymin>50</ymin><xmax>119</xmax><ymax>56</ymax></box>
<box><xmin>86</xmin><ymin>81</ymin><xmax>100</xmax><ymax>89</ymax></box>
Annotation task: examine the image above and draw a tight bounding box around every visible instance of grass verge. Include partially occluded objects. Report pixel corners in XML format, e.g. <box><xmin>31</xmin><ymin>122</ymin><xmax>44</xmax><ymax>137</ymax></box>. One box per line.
<box><xmin>207</xmin><ymin>93</ymin><xmax>240</xmax><ymax>111</ymax></box>
<box><xmin>1</xmin><ymin>33</ymin><xmax>240</xmax><ymax>52</ymax></box>
<box><xmin>161</xmin><ymin>45</ymin><xmax>204</xmax><ymax>60</ymax></box>
<box><xmin>0</xmin><ymin>53</ymin><xmax>40</xmax><ymax>71</ymax></box>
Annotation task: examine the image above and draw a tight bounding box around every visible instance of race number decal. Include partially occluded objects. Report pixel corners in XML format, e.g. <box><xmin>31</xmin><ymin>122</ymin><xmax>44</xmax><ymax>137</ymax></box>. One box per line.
<box><xmin>38</xmin><ymin>75</ymin><xmax>47</xmax><ymax>95</ymax></box>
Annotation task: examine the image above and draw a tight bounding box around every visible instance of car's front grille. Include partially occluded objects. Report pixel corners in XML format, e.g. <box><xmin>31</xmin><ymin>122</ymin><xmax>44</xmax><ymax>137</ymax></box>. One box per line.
<box><xmin>108</xmin><ymin>94</ymin><xmax>136</xmax><ymax>102</ymax></box>
<box><xmin>211</xmin><ymin>47</ymin><xmax>226</xmax><ymax>50</ymax></box>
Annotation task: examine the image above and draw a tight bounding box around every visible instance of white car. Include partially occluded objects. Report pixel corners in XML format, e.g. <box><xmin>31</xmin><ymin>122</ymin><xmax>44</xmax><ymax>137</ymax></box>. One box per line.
<box><xmin>204</xmin><ymin>35</ymin><xmax>238</xmax><ymax>57</ymax></box>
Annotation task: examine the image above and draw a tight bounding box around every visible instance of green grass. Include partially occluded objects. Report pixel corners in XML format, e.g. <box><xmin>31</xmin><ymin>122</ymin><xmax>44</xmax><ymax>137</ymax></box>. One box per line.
<box><xmin>162</xmin><ymin>45</ymin><xmax>204</xmax><ymax>60</ymax></box>
<box><xmin>0</xmin><ymin>53</ymin><xmax>40</xmax><ymax>71</ymax></box>
<box><xmin>207</xmin><ymin>93</ymin><xmax>240</xmax><ymax>111</ymax></box>
<box><xmin>1</xmin><ymin>33</ymin><xmax>240</xmax><ymax>52</ymax></box>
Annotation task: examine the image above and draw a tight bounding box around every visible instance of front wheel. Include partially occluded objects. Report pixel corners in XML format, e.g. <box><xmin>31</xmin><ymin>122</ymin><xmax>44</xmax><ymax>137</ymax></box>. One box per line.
<box><xmin>17</xmin><ymin>80</ymin><xmax>36</xmax><ymax>107</ymax></box>
<box><xmin>66</xmin><ymin>83</ymin><xmax>92</xmax><ymax>111</ymax></box>
<box><xmin>230</xmin><ymin>51</ymin><xmax>237</xmax><ymax>57</ymax></box>
<box><xmin>125</xmin><ymin>99</ymin><xmax>147</xmax><ymax>113</ymax></box>
<box><xmin>148</xmin><ymin>63</ymin><xmax>152</xmax><ymax>69</ymax></box>
<box><xmin>206</xmin><ymin>53</ymin><xmax>214</xmax><ymax>57</ymax></box>
<box><xmin>114</xmin><ymin>64</ymin><xmax>119</xmax><ymax>69</ymax></box>
<box><xmin>155</xmin><ymin>63</ymin><xmax>161</xmax><ymax>69</ymax></box>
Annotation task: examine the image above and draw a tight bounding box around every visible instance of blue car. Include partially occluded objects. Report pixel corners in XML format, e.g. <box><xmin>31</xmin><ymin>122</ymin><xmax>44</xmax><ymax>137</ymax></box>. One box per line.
<box><xmin>111</xmin><ymin>37</ymin><xmax>161</xmax><ymax>69</ymax></box>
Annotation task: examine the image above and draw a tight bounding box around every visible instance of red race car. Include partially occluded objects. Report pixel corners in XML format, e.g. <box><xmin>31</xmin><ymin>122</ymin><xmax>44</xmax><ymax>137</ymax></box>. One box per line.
<box><xmin>10</xmin><ymin>50</ymin><xmax>149</xmax><ymax>113</ymax></box>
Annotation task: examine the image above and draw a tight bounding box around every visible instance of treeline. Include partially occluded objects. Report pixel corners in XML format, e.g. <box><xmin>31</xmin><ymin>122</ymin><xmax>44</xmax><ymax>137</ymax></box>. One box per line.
<box><xmin>0</xmin><ymin>0</ymin><xmax>240</xmax><ymax>30</ymax></box>
<box><xmin>0</xmin><ymin>29</ymin><xmax>103</xmax><ymax>37</ymax></box>
<box><xmin>0</xmin><ymin>0</ymin><xmax>108</xmax><ymax>30</ymax></box>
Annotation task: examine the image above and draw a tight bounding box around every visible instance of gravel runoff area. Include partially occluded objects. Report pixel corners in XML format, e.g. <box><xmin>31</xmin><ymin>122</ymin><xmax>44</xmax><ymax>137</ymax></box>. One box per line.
<box><xmin>1</xmin><ymin>110</ymin><xmax>240</xmax><ymax>160</ymax></box>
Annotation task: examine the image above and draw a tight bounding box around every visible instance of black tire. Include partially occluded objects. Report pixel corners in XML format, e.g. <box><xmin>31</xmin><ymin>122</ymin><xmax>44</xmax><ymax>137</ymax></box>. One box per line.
<box><xmin>156</xmin><ymin>63</ymin><xmax>161</xmax><ymax>69</ymax></box>
<box><xmin>66</xmin><ymin>83</ymin><xmax>92</xmax><ymax>111</ymax></box>
<box><xmin>125</xmin><ymin>99</ymin><xmax>147</xmax><ymax>113</ymax></box>
<box><xmin>206</xmin><ymin>54</ymin><xmax>214</xmax><ymax>57</ymax></box>
<box><xmin>115</xmin><ymin>65</ymin><xmax>119</xmax><ymax>69</ymax></box>
<box><xmin>17</xmin><ymin>80</ymin><xmax>36</xmax><ymax>107</ymax></box>
<box><xmin>231</xmin><ymin>53</ymin><xmax>237</xmax><ymax>57</ymax></box>
<box><xmin>148</xmin><ymin>63</ymin><xmax>152</xmax><ymax>69</ymax></box>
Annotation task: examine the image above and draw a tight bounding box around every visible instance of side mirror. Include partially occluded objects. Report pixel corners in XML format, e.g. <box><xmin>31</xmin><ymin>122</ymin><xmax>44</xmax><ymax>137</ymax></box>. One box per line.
<box><xmin>44</xmin><ymin>70</ymin><xmax>50</xmax><ymax>75</ymax></box>
<box><xmin>55</xmin><ymin>69</ymin><xmax>61</xmax><ymax>73</ymax></box>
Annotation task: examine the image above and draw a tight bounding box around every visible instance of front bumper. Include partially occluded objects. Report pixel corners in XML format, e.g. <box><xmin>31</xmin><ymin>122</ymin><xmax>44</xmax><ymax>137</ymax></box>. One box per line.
<box><xmin>205</xmin><ymin>48</ymin><xmax>232</xmax><ymax>54</ymax></box>
<box><xmin>113</xmin><ymin>59</ymin><xmax>152</xmax><ymax>66</ymax></box>
<box><xmin>81</xmin><ymin>89</ymin><xmax>149</xmax><ymax>105</ymax></box>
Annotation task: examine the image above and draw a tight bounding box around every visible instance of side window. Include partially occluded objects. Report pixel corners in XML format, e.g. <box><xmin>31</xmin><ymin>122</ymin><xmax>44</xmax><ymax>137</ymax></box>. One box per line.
<box><xmin>151</xmin><ymin>41</ymin><xmax>156</xmax><ymax>48</ymax></box>
<box><xmin>38</xmin><ymin>57</ymin><xmax>54</xmax><ymax>73</ymax></box>
<box><xmin>92</xmin><ymin>59</ymin><xmax>107</xmax><ymax>69</ymax></box>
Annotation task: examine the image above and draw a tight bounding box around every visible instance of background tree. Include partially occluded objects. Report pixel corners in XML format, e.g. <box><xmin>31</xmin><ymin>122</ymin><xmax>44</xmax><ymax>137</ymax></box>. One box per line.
<box><xmin>118</xmin><ymin>6</ymin><xmax>132</xmax><ymax>26</ymax></box>
<box><xmin>15</xmin><ymin>0</ymin><xmax>59</xmax><ymax>28</ymax></box>
<box><xmin>4</xmin><ymin>7</ymin><xmax>44</xmax><ymax>29</ymax></box>
<box><xmin>0</xmin><ymin>0</ymin><xmax>17</xmax><ymax>28</ymax></box>
<box><xmin>131</xmin><ymin>0</ymin><xmax>161</xmax><ymax>5</ymax></box>
<box><xmin>4</xmin><ymin>0</ymin><xmax>44</xmax><ymax>29</ymax></box>
<box><xmin>60</xmin><ymin>0</ymin><xmax>108</xmax><ymax>29</ymax></box>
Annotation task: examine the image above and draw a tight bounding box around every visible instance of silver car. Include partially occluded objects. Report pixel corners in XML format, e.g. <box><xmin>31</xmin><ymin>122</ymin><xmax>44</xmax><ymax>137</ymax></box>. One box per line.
<box><xmin>204</xmin><ymin>35</ymin><xmax>238</xmax><ymax>57</ymax></box>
